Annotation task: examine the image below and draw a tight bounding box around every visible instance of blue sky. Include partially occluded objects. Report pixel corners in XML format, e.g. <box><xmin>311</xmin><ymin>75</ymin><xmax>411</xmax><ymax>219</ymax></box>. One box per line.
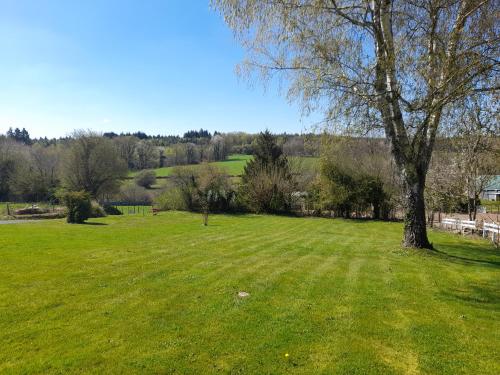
<box><xmin>0</xmin><ymin>0</ymin><xmax>318</xmax><ymax>138</ymax></box>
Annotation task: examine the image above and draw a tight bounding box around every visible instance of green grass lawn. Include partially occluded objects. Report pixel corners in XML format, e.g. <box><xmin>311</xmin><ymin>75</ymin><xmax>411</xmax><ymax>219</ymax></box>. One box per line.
<box><xmin>130</xmin><ymin>154</ymin><xmax>253</xmax><ymax>177</ymax></box>
<box><xmin>482</xmin><ymin>200</ymin><xmax>500</xmax><ymax>213</ymax></box>
<box><xmin>130</xmin><ymin>154</ymin><xmax>319</xmax><ymax>177</ymax></box>
<box><xmin>1</xmin><ymin>213</ymin><xmax>498</xmax><ymax>374</ymax></box>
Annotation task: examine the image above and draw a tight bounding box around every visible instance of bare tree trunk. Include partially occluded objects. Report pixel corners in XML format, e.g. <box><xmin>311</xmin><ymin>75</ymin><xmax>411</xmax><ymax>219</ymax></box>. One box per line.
<box><xmin>428</xmin><ymin>210</ymin><xmax>434</xmax><ymax>228</ymax></box>
<box><xmin>468</xmin><ymin>193</ymin><xmax>474</xmax><ymax>221</ymax></box>
<box><xmin>202</xmin><ymin>210</ymin><xmax>208</xmax><ymax>226</ymax></box>
<box><xmin>402</xmin><ymin>176</ymin><xmax>433</xmax><ymax>249</ymax></box>
<box><xmin>373</xmin><ymin>202</ymin><xmax>381</xmax><ymax>220</ymax></box>
<box><xmin>472</xmin><ymin>194</ymin><xmax>478</xmax><ymax>221</ymax></box>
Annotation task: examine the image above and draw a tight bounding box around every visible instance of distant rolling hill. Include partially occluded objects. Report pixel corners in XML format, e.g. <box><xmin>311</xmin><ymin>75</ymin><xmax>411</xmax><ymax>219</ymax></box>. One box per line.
<box><xmin>130</xmin><ymin>154</ymin><xmax>318</xmax><ymax>178</ymax></box>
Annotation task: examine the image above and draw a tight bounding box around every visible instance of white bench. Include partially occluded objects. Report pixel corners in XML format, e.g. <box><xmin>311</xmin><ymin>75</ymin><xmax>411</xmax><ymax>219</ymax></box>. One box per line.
<box><xmin>483</xmin><ymin>222</ymin><xmax>500</xmax><ymax>243</ymax></box>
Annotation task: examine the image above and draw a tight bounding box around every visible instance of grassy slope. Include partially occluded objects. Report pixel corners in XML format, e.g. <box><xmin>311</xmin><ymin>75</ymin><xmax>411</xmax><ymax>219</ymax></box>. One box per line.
<box><xmin>130</xmin><ymin>154</ymin><xmax>253</xmax><ymax>177</ymax></box>
<box><xmin>130</xmin><ymin>154</ymin><xmax>319</xmax><ymax>177</ymax></box>
<box><xmin>0</xmin><ymin>213</ymin><xmax>498</xmax><ymax>374</ymax></box>
<box><xmin>482</xmin><ymin>200</ymin><xmax>500</xmax><ymax>213</ymax></box>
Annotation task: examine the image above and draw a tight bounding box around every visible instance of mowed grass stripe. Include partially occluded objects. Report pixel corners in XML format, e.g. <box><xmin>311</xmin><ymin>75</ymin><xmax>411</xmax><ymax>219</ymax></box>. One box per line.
<box><xmin>172</xmin><ymin>215</ymin><xmax>321</xmax><ymax>285</ymax></box>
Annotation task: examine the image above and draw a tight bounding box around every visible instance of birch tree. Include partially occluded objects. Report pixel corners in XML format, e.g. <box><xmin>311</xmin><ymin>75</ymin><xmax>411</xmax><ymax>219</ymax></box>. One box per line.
<box><xmin>212</xmin><ymin>0</ymin><xmax>500</xmax><ymax>248</ymax></box>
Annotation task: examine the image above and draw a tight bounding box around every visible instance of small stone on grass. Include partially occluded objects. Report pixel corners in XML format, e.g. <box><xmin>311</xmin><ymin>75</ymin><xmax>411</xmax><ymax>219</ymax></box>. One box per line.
<box><xmin>238</xmin><ymin>291</ymin><xmax>250</xmax><ymax>298</ymax></box>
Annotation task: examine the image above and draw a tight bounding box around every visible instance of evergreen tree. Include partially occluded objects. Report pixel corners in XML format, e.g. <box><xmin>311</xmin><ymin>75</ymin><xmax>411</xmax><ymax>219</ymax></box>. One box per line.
<box><xmin>252</xmin><ymin>130</ymin><xmax>284</xmax><ymax>166</ymax></box>
<box><xmin>6</xmin><ymin>127</ymin><xmax>31</xmax><ymax>144</ymax></box>
<box><xmin>241</xmin><ymin>131</ymin><xmax>294</xmax><ymax>213</ymax></box>
<box><xmin>20</xmin><ymin>128</ymin><xmax>31</xmax><ymax>145</ymax></box>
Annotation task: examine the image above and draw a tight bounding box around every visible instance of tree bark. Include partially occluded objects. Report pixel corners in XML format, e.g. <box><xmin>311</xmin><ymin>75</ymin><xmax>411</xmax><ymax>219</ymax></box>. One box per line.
<box><xmin>373</xmin><ymin>202</ymin><xmax>381</xmax><ymax>220</ymax></box>
<box><xmin>472</xmin><ymin>195</ymin><xmax>478</xmax><ymax>221</ymax></box>
<box><xmin>468</xmin><ymin>197</ymin><xmax>473</xmax><ymax>221</ymax></box>
<box><xmin>402</xmin><ymin>176</ymin><xmax>433</xmax><ymax>249</ymax></box>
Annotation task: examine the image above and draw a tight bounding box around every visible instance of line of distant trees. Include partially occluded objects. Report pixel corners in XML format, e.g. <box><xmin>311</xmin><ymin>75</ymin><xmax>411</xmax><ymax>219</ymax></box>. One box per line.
<box><xmin>2</xmin><ymin>126</ymin><xmax>496</xmax><ymax>223</ymax></box>
<box><xmin>26</xmin><ymin>127</ymin><xmax>321</xmax><ymax>156</ymax></box>
<box><xmin>0</xmin><ymin>127</ymin><xmax>319</xmax><ymax>203</ymax></box>
<box><xmin>155</xmin><ymin>131</ymin><xmax>398</xmax><ymax>222</ymax></box>
<box><xmin>156</xmin><ymin>130</ymin><xmax>498</xmax><ymax>223</ymax></box>
<box><xmin>3</xmin><ymin>126</ymin><xmax>321</xmax><ymax>167</ymax></box>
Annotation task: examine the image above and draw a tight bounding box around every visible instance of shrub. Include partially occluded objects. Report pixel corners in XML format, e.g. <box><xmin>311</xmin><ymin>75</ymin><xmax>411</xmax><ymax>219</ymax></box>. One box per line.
<box><xmin>168</xmin><ymin>167</ymin><xmax>199</xmax><ymax>210</ymax></box>
<box><xmin>319</xmin><ymin>160</ymin><xmax>391</xmax><ymax>219</ymax></box>
<box><xmin>240</xmin><ymin>165</ymin><xmax>295</xmax><ymax>213</ymax></box>
<box><xmin>134</xmin><ymin>170</ymin><xmax>156</xmax><ymax>189</ymax></box>
<box><xmin>118</xmin><ymin>184</ymin><xmax>152</xmax><ymax>204</ymax></box>
<box><xmin>155</xmin><ymin>165</ymin><xmax>236</xmax><ymax>218</ymax></box>
<box><xmin>155</xmin><ymin>187</ymin><xmax>188</xmax><ymax>211</ymax></box>
<box><xmin>90</xmin><ymin>201</ymin><xmax>107</xmax><ymax>218</ymax></box>
<box><xmin>58</xmin><ymin>191</ymin><xmax>92</xmax><ymax>223</ymax></box>
<box><xmin>156</xmin><ymin>188</ymin><xmax>183</xmax><ymax>210</ymax></box>
<box><xmin>103</xmin><ymin>205</ymin><xmax>123</xmax><ymax>215</ymax></box>
<box><xmin>195</xmin><ymin>164</ymin><xmax>235</xmax><ymax>225</ymax></box>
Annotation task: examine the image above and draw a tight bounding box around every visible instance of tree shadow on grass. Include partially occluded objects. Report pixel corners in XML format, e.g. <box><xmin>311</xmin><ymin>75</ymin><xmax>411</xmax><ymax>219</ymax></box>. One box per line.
<box><xmin>430</xmin><ymin>241</ymin><xmax>500</xmax><ymax>268</ymax></box>
<box><xmin>82</xmin><ymin>222</ymin><xmax>108</xmax><ymax>226</ymax></box>
<box><xmin>430</xmin><ymin>240</ymin><xmax>500</xmax><ymax>311</ymax></box>
<box><xmin>440</xmin><ymin>283</ymin><xmax>500</xmax><ymax>311</ymax></box>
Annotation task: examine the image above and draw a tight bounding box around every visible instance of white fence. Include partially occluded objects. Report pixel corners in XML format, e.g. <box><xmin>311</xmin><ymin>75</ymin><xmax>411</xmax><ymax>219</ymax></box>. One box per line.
<box><xmin>483</xmin><ymin>222</ymin><xmax>500</xmax><ymax>243</ymax></box>
<box><xmin>441</xmin><ymin>218</ymin><xmax>476</xmax><ymax>233</ymax></box>
<box><xmin>440</xmin><ymin>218</ymin><xmax>499</xmax><ymax>244</ymax></box>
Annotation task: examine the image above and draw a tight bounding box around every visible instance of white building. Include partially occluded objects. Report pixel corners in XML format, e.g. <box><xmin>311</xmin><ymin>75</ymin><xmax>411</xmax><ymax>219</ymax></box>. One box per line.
<box><xmin>481</xmin><ymin>176</ymin><xmax>500</xmax><ymax>201</ymax></box>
